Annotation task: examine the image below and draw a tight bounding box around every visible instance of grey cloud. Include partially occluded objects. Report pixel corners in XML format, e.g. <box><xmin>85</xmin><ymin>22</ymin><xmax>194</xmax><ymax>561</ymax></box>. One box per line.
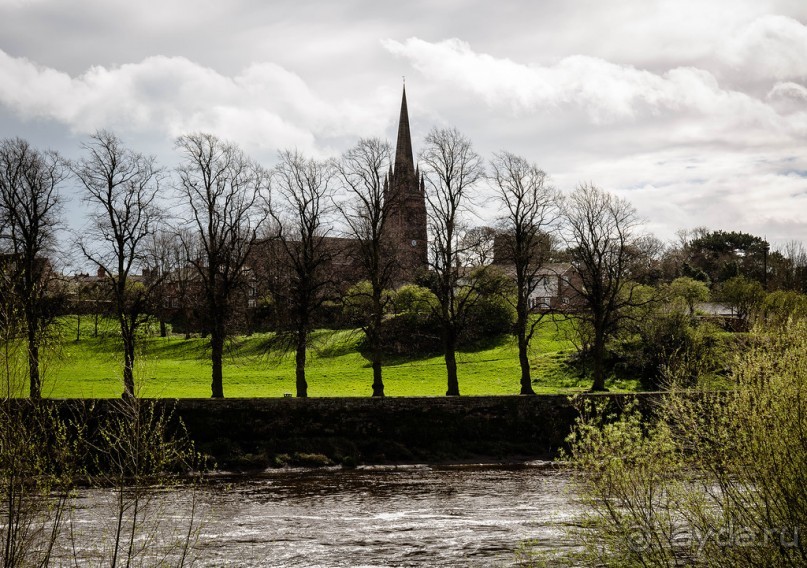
<box><xmin>0</xmin><ymin>0</ymin><xmax>806</xmax><ymax>243</ymax></box>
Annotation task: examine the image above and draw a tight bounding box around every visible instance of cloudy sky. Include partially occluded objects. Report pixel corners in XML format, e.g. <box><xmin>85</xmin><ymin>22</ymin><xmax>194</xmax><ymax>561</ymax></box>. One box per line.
<box><xmin>1</xmin><ymin>0</ymin><xmax>806</xmax><ymax>248</ymax></box>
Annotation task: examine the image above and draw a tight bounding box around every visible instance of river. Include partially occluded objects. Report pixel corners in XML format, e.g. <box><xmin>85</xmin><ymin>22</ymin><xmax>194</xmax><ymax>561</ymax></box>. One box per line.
<box><xmin>63</xmin><ymin>462</ymin><xmax>582</xmax><ymax>567</ymax></box>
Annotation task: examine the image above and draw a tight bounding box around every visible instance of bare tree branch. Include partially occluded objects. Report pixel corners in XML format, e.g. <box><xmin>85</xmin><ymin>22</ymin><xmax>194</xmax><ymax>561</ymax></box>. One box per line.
<box><xmin>266</xmin><ymin>149</ymin><xmax>335</xmax><ymax>398</ymax></box>
<box><xmin>333</xmin><ymin>138</ymin><xmax>394</xmax><ymax>396</ymax></box>
<box><xmin>562</xmin><ymin>183</ymin><xmax>646</xmax><ymax>391</ymax></box>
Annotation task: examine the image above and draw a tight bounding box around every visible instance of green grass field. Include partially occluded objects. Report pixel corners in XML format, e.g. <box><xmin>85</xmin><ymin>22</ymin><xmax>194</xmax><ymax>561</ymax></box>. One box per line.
<box><xmin>4</xmin><ymin>315</ymin><xmax>641</xmax><ymax>398</ymax></box>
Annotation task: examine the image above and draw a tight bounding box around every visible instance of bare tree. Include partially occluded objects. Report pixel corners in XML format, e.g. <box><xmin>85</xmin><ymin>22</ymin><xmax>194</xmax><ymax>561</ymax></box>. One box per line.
<box><xmin>563</xmin><ymin>183</ymin><xmax>645</xmax><ymax>391</ymax></box>
<box><xmin>779</xmin><ymin>239</ymin><xmax>807</xmax><ymax>292</ymax></box>
<box><xmin>73</xmin><ymin>131</ymin><xmax>164</xmax><ymax>398</ymax></box>
<box><xmin>458</xmin><ymin>225</ymin><xmax>498</xmax><ymax>267</ymax></box>
<box><xmin>92</xmin><ymin>398</ymin><xmax>201</xmax><ymax>568</ymax></box>
<box><xmin>175</xmin><ymin>133</ymin><xmax>268</xmax><ymax>398</ymax></box>
<box><xmin>419</xmin><ymin>127</ymin><xmax>484</xmax><ymax>396</ymax></box>
<box><xmin>333</xmin><ymin>138</ymin><xmax>394</xmax><ymax>397</ymax></box>
<box><xmin>490</xmin><ymin>151</ymin><xmax>561</xmax><ymax>395</ymax></box>
<box><xmin>269</xmin><ymin>149</ymin><xmax>336</xmax><ymax>398</ymax></box>
<box><xmin>146</xmin><ymin>229</ymin><xmax>182</xmax><ymax>338</ymax></box>
<box><xmin>0</xmin><ymin>138</ymin><xmax>66</xmax><ymax>399</ymax></box>
<box><xmin>163</xmin><ymin>228</ymin><xmax>200</xmax><ymax>340</ymax></box>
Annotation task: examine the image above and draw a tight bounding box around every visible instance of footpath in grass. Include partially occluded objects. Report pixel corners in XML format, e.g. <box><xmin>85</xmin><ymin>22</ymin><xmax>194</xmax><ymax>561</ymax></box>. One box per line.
<box><xmin>35</xmin><ymin>316</ymin><xmax>640</xmax><ymax>398</ymax></box>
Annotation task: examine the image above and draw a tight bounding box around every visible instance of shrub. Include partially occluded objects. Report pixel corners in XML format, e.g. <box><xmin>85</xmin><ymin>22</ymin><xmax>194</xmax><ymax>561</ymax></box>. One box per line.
<box><xmin>461</xmin><ymin>292</ymin><xmax>515</xmax><ymax>343</ymax></box>
<box><xmin>537</xmin><ymin>320</ymin><xmax>807</xmax><ymax>567</ymax></box>
<box><xmin>611</xmin><ymin>284</ymin><xmax>726</xmax><ymax>389</ymax></box>
<box><xmin>760</xmin><ymin>289</ymin><xmax>807</xmax><ymax>327</ymax></box>
<box><xmin>392</xmin><ymin>284</ymin><xmax>438</xmax><ymax>316</ymax></box>
<box><xmin>613</xmin><ymin>312</ymin><xmax>726</xmax><ymax>389</ymax></box>
<box><xmin>377</xmin><ymin>312</ymin><xmax>441</xmax><ymax>355</ymax></box>
<box><xmin>717</xmin><ymin>275</ymin><xmax>766</xmax><ymax>325</ymax></box>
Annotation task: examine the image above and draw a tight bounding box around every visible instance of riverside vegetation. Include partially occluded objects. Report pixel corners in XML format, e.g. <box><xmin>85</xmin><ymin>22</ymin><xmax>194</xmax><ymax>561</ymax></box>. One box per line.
<box><xmin>519</xmin><ymin>318</ymin><xmax>807</xmax><ymax>568</ymax></box>
<box><xmin>0</xmin><ymin>396</ymin><xmax>205</xmax><ymax>567</ymax></box>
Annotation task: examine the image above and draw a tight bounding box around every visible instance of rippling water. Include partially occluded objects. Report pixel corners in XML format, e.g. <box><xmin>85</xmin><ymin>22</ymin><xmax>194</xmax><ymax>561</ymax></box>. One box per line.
<box><xmin>65</xmin><ymin>463</ymin><xmax>581</xmax><ymax>567</ymax></box>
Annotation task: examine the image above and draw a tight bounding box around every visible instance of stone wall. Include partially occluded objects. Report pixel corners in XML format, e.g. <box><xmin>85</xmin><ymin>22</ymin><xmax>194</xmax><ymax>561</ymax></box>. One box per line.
<box><xmin>4</xmin><ymin>394</ymin><xmax>662</xmax><ymax>469</ymax></box>
<box><xmin>167</xmin><ymin>393</ymin><xmax>659</xmax><ymax>468</ymax></box>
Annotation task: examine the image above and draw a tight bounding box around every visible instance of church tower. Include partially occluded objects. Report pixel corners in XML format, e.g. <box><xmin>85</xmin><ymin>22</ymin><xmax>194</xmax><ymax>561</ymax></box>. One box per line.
<box><xmin>386</xmin><ymin>85</ymin><xmax>428</xmax><ymax>285</ymax></box>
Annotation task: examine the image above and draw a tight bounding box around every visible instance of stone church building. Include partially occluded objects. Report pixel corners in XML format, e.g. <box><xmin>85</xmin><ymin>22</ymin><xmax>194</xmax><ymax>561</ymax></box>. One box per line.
<box><xmin>270</xmin><ymin>85</ymin><xmax>429</xmax><ymax>290</ymax></box>
<box><xmin>241</xmin><ymin>86</ymin><xmax>430</xmax><ymax>329</ymax></box>
<box><xmin>385</xmin><ymin>85</ymin><xmax>428</xmax><ymax>285</ymax></box>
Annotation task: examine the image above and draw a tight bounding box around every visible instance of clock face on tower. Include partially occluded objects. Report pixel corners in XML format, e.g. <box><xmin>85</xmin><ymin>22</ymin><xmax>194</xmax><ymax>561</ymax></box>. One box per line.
<box><xmin>410</xmin><ymin>240</ymin><xmax>417</xmax><ymax>247</ymax></box>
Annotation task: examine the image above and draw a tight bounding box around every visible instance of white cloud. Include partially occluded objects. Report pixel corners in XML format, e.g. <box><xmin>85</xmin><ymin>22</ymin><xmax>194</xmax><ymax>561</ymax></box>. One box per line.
<box><xmin>380</xmin><ymin>36</ymin><xmax>807</xmax><ymax>242</ymax></box>
<box><xmin>721</xmin><ymin>15</ymin><xmax>807</xmax><ymax>81</ymax></box>
<box><xmin>0</xmin><ymin>50</ymin><xmax>392</xmax><ymax>158</ymax></box>
<box><xmin>1</xmin><ymin>2</ymin><xmax>806</xmax><ymax>245</ymax></box>
<box><xmin>767</xmin><ymin>81</ymin><xmax>807</xmax><ymax>117</ymax></box>
<box><xmin>383</xmin><ymin>37</ymin><xmax>795</xmax><ymax>132</ymax></box>
<box><xmin>768</xmin><ymin>81</ymin><xmax>807</xmax><ymax>100</ymax></box>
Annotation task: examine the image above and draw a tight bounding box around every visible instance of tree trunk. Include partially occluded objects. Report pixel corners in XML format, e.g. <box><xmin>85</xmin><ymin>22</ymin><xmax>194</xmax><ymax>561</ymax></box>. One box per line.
<box><xmin>76</xmin><ymin>314</ymin><xmax>81</xmax><ymax>342</ymax></box>
<box><xmin>445</xmin><ymin>350</ymin><xmax>459</xmax><ymax>396</ymax></box>
<box><xmin>122</xmin><ymin>330</ymin><xmax>136</xmax><ymax>398</ymax></box>
<box><xmin>370</xmin><ymin>303</ymin><xmax>384</xmax><ymax>397</ymax></box>
<box><xmin>295</xmin><ymin>328</ymin><xmax>308</xmax><ymax>398</ymax></box>
<box><xmin>210</xmin><ymin>330</ymin><xmax>224</xmax><ymax>398</ymax></box>
<box><xmin>371</xmin><ymin>351</ymin><xmax>384</xmax><ymax>397</ymax></box>
<box><xmin>27</xmin><ymin>322</ymin><xmax>40</xmax><ymax>399</ymax></box>
<box><xmin>517</xmin><ymin>327</ymin><xmax>535</xmax><ymax>395</ymax></box>
<box><xmin>590</xmin><ymin>331</ymin><xmax>608</xmax><ymax>392</ymax></box>
<box><xmin>183</xmin><ymin>308</ymin><xmax>192</xmax><ymax>339</ymax></box>
<box><xmin>159</xmin><ymin>319</ymin><xmax>167</xmax><ymax>338</ymax></box>
<box><xmin>444</xmin><ymin>327</ymin><xmax>460</xmax><ymax>396</ymax></box>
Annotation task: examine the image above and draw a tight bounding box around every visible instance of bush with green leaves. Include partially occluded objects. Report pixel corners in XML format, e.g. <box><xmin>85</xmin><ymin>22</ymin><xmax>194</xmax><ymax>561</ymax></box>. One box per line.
<box><xmin>341</xmin><ymin>281</ymin><xmax>395</xmax><ymax>326</ymax></box>
<box><xmin>373</xmin><ymin>284</ymin><xmax>440</xmax><ymax>355</ymax></box>
<box><xmin>612</xmin><ymin>283</ymin><xmax>726</xmax><ymax>389</ymax></box>
<box><xmin>88</xmin><ymin>398</ymin><xmax>203</xmax><ymax>567</ymax></box>
<box><xmin>614</xmin><ymin>313</ymin><xmax>726</xmax><ymax>390</ymax></box>
<box><xmin>528</xmin><ymin>320</ymin><xmax>807</xmax><ymax>567</ymax></box>
<box><xmin>0</xmin><ymin>401</ymin><xmax>84</xmax><ymax>567</ymax></box>
<box><xmin>760</xmin><ymin>289</ymin><xmax>807</xmax><ymax>328</ymax></box>
<box><xmin>717</xmin><ymin>275</ymin><xmax>766</xmax><ymax>326</ymax></box>
<box><xmin>392</xmin><ymin>283</ymin><xmax>439</xmax><ymax>316</ymax></box>
<box><xmin>377</xmin><ymin>281</ymin><xmax>515</xmax><ymax>355</ymax></box>
<box><xmin>668</xmin><ymin>276</ymin><xmax>710</xmax><ymax>317</ymax></box>
<box><xmin>461</xmin><ymin>292</ymin><xmax>515</xmax><ymax>343</ymax></box>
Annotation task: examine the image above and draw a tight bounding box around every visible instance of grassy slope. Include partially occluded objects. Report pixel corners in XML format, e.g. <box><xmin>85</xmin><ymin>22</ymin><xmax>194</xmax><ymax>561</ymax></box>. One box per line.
<box><xmin>27</xmin><ymin>316</ymin><xmax>640</xmax><ymax>398</ymax></box>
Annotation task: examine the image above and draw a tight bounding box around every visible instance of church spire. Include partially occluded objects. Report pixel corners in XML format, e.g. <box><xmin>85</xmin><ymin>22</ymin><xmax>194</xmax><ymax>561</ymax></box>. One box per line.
<box><xmin>385</xmin><ymin>83</ymin><xmax>428</xmax><ymax>285</ymax></box>
<box><xmin>394</xmin><ymin>85</ymin><xmax>415</xmax><ymax>179</ymax></box>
